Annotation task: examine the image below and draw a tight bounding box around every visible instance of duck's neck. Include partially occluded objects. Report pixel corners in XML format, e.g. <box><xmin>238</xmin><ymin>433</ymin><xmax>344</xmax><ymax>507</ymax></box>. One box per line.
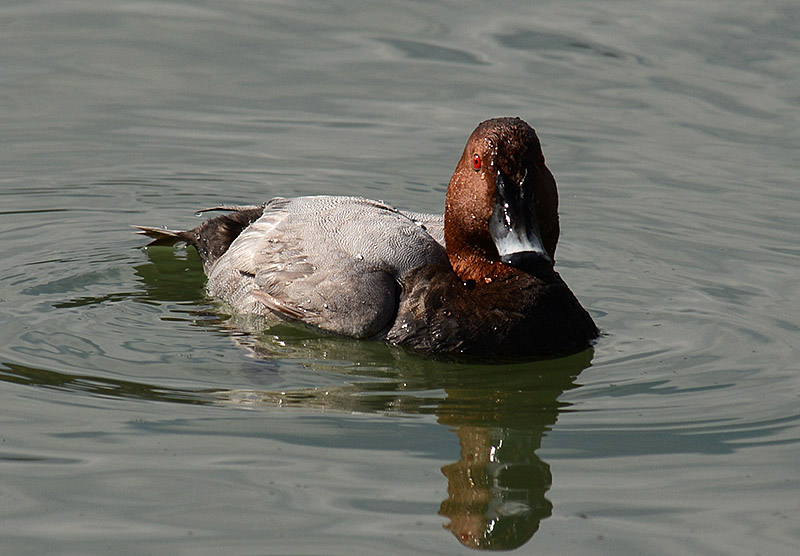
<box><xmin>447</xmin><ymin>247</ymin><xmax>516</xmax><ymax>284</ymax></box>
<box><xmin>444</xmin><ymin>186</ymin><xmax>515</xmax><ymax>283</ymax></box>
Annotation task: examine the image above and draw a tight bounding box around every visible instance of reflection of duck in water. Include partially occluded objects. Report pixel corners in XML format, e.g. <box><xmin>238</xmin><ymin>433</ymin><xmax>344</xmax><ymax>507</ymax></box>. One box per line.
<box><xmin>223</xmin><ymin>340</ymin><xmax>590</xmax><ymax>550</ymax></box>
<box><xmin>440</xmin><ymin>427</ymin><xmax>552</xmax><ymax>550</ymax></box>
<box><xmin>136</xmin><ymin>117</ymin><xmax>597</xmax><ymax>358</ymax></box>
<box><xmin>434</xmin><ymin>353</ymin><xmax>586</xmax><ymax>550</ymax></box>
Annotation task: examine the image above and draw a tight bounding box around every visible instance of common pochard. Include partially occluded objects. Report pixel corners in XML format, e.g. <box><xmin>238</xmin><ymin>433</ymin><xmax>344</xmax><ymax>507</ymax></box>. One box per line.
<box><xmin>137</xmin><ymin>117</ymin><xmax>598</xmax><ymax>357</ymax></box>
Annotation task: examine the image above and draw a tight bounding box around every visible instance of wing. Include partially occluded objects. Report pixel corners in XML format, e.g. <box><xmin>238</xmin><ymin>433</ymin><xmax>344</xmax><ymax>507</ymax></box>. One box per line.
<box><xmin>398</xmin><ymin>210</ymin><xmax>444</xmax><ymax>247</ymax></box>
<box><xmin>206</xmin><ymin>196</ymin><xmax>449</xmax><ymax>339</ymax></box>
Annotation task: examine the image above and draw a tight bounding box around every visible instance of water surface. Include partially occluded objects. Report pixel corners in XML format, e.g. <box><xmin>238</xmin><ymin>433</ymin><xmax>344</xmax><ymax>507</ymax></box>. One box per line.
<box><xmin>1</xmin><ymin>1</ymin><xmax>799</xmax><ymax>554</ymax></box>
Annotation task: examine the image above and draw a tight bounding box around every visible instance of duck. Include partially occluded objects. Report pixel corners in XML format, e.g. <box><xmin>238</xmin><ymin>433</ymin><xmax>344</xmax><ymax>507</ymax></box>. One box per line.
<box><xmin>136</xmin><ymin>117</ymin><xmax>598</xmax><ymax>358</ymax></box>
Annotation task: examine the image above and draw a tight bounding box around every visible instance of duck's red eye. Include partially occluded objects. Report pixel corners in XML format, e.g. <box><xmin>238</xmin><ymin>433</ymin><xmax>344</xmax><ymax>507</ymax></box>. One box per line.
<box><xmin>472</xmin><ymin>154</ymin><xmax>481</xmax><ymax>171</ymax></box>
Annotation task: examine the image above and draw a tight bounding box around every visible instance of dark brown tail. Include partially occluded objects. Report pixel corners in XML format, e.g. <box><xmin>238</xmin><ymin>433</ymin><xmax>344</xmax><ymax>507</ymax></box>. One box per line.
<box><xmin>134</xmin><ymin>205</ymin><xmax>265</xmax><ymax>266</ymax></box>
<box><xmin>133</xmin><ymin>226</ymin><xmax>191</xmax><ymax>245</ymax></box>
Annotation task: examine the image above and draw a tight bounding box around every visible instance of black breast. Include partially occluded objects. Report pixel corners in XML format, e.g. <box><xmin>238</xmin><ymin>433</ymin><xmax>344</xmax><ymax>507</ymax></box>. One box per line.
<box><xmin>389</xmin><ymin>265</ymin><xmax>598</xmax><ymax>359</ymax></box>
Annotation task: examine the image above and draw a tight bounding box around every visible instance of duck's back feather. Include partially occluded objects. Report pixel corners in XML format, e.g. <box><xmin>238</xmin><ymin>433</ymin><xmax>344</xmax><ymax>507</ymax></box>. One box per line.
<box><xmin>206</xmin><ymin>196</ymin><xmax>449</xmax><ymax>338</ymax></box>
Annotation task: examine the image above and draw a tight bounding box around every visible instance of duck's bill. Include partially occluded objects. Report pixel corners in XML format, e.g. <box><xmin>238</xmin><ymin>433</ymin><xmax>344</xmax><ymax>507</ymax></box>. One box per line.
<box><xmin>489</xmin><ymin>169</ymin><xmax>552</xmax><ymax>269</ymax></box>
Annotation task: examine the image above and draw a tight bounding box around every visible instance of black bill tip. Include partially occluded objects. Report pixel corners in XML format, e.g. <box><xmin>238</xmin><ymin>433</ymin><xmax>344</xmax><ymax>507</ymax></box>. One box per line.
<box><xmin>500</xmin><ymin>250</ymin><xmax>552</xmax><ymax>271</ymax></box>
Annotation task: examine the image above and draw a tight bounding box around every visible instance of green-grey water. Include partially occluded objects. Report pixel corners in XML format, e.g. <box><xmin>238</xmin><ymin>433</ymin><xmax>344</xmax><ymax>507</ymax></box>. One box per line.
<box><xmin>1</xmin><ymin>1</ymin><xmax>799</xmax><ymax>554</ymax></box>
